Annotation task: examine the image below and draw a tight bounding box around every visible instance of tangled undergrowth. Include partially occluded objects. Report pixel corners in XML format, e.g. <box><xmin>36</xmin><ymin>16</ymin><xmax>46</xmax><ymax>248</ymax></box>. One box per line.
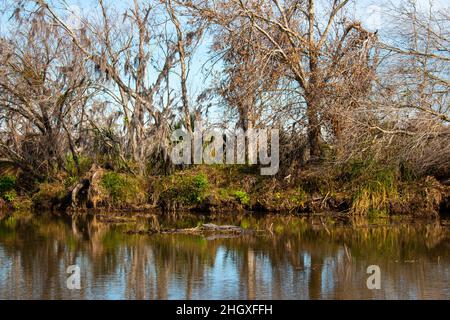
<box><xmin>0</xmin><ymin>159</ymin><xmax>448</xmax><ymax>218</ymax></box>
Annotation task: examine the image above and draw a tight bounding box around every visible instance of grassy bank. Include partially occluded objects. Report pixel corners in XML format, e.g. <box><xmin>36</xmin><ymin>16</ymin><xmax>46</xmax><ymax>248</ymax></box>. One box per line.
<box><xmin>1</xmin><ymin>160</ymin><xmax>449</xmax><ymax>218</ymax></box>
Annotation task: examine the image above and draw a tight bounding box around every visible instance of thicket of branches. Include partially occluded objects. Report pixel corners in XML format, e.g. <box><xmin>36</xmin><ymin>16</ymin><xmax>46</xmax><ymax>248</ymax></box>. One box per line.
<box><xmin>0</xmin><ymin>0</ymin><xmax>448</xmax><ymax>185</ymax></box>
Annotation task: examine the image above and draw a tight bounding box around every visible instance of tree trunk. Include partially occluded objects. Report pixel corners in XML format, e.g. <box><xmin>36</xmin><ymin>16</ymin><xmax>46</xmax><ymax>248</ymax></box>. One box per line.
<box><xmin>306</xmin><ymin>94</ymin><xmax>321</xmax><ymax>160</ymax></box>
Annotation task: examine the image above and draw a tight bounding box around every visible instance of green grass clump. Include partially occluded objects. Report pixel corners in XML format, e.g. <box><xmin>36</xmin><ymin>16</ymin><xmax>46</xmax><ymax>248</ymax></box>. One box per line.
<box><xmin>352</xmin><ymin>167</ymin><xmax>398</xmax><ymax>216</ymax></box>
<box><xmin>341</xmin><ymin>160</ymin><xmax>400</xmax><ymax>215</ymax></box>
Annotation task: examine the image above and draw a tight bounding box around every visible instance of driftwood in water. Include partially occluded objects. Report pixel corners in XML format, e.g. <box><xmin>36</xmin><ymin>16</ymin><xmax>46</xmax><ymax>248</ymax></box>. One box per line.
<box><xmin>126</xmin><ymin>223</ymin><xmax>250</xmax><ymax>236</ymax></box>
<box><xmin>161</xmin><ymin>223</ymin><xmax>246</xmax><ymax>235</ymax></box>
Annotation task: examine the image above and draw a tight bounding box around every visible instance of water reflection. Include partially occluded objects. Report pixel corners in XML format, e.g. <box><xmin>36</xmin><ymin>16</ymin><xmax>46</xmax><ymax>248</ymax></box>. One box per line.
<box><xmin>0</xmin><ymin>212</ymin><xmax>448</xmax><ymax>300</ymax></box>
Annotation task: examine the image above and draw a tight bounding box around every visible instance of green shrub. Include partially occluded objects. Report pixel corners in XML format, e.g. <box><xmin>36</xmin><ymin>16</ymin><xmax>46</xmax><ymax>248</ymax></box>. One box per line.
<box><xmin>162</xmin><ymin>173</ymin><xmax>209</xmax><ymax>205</ymax></box>
<box><xmin>101</xmin><ymin>172</ymin><xmax>146</xmax><ymax>205</ymax></box>
<box><xmin>0</xmin><ymin>175</ymin><xmax>16</xmax><ymax>195</ymax></box>
<box><xmin>234</xmin><ymin>190</ymin><xmax>250</xmax><ymax>205</ymax></box>
<box><xmin>2</xmin><ymin>190</ymin><xmax>17</xmax><ymax>203</ymax></box>
<box><xmin>65</xmin><ymin>154</ymin><xmax>93</xmax><ymax>177</ymax></box>
<box><xmin>0</xmin><ymin>175</ymin><xmax>18</xmax><ymax>203</ymax></box>
<box><xmin>101</xmin><ymin>172</ymin><xmax>126</xmax><ymax>201</ymax></box>
<box><xmin>182</xmin><ymin>173</ymin><xmax>209</xmax><ymax>203</ymax></box>
<box><xmin>193</xmin><ymin>173</ymin><xmax>208</xmax><ymax>192</ymax></box>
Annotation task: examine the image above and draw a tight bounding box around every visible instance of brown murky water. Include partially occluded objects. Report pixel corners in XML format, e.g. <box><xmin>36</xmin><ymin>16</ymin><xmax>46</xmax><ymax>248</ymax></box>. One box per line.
<box><xmin>0</xmin><ymin>212</ymin><xmax>449</xmax><ymax>300</ymax></box>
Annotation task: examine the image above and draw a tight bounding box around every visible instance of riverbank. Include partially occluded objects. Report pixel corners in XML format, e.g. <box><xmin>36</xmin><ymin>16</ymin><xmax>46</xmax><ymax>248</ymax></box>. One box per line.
<box><xmin>1</xmin><ymin>161</ymin><xmax>449</xmax><ymax>218</ymax></box>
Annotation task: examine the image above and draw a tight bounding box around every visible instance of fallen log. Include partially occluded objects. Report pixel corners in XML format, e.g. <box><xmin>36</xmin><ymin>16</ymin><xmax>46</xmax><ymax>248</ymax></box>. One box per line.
<box><xmin>126</xmin><ymin>223</ymin><xmax>251</xmax><ymax>236</ymax></box>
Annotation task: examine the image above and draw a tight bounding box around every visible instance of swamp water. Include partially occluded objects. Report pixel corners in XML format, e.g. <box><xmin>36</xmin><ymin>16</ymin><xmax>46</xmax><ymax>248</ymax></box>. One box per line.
<box><xmin>0</xmin><ymin>212</ymin><xmax>448</xmax><ymax>300</ymax></box>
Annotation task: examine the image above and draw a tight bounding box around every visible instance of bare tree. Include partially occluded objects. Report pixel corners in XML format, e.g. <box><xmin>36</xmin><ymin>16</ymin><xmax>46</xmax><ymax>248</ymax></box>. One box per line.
<box><xmin>0</xmin><ymin>10</ymin><xmax>93</xmax><ymax>178</ymax></box>
<box><xmin>184</xmin><ymin>0</ymin><xmax>378</xmax><ymax>160</ymax></box>
<box><xmin>33</xmin><ymin>0</ymin><xmax>202</xmax><ymax>173</ymax></box>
